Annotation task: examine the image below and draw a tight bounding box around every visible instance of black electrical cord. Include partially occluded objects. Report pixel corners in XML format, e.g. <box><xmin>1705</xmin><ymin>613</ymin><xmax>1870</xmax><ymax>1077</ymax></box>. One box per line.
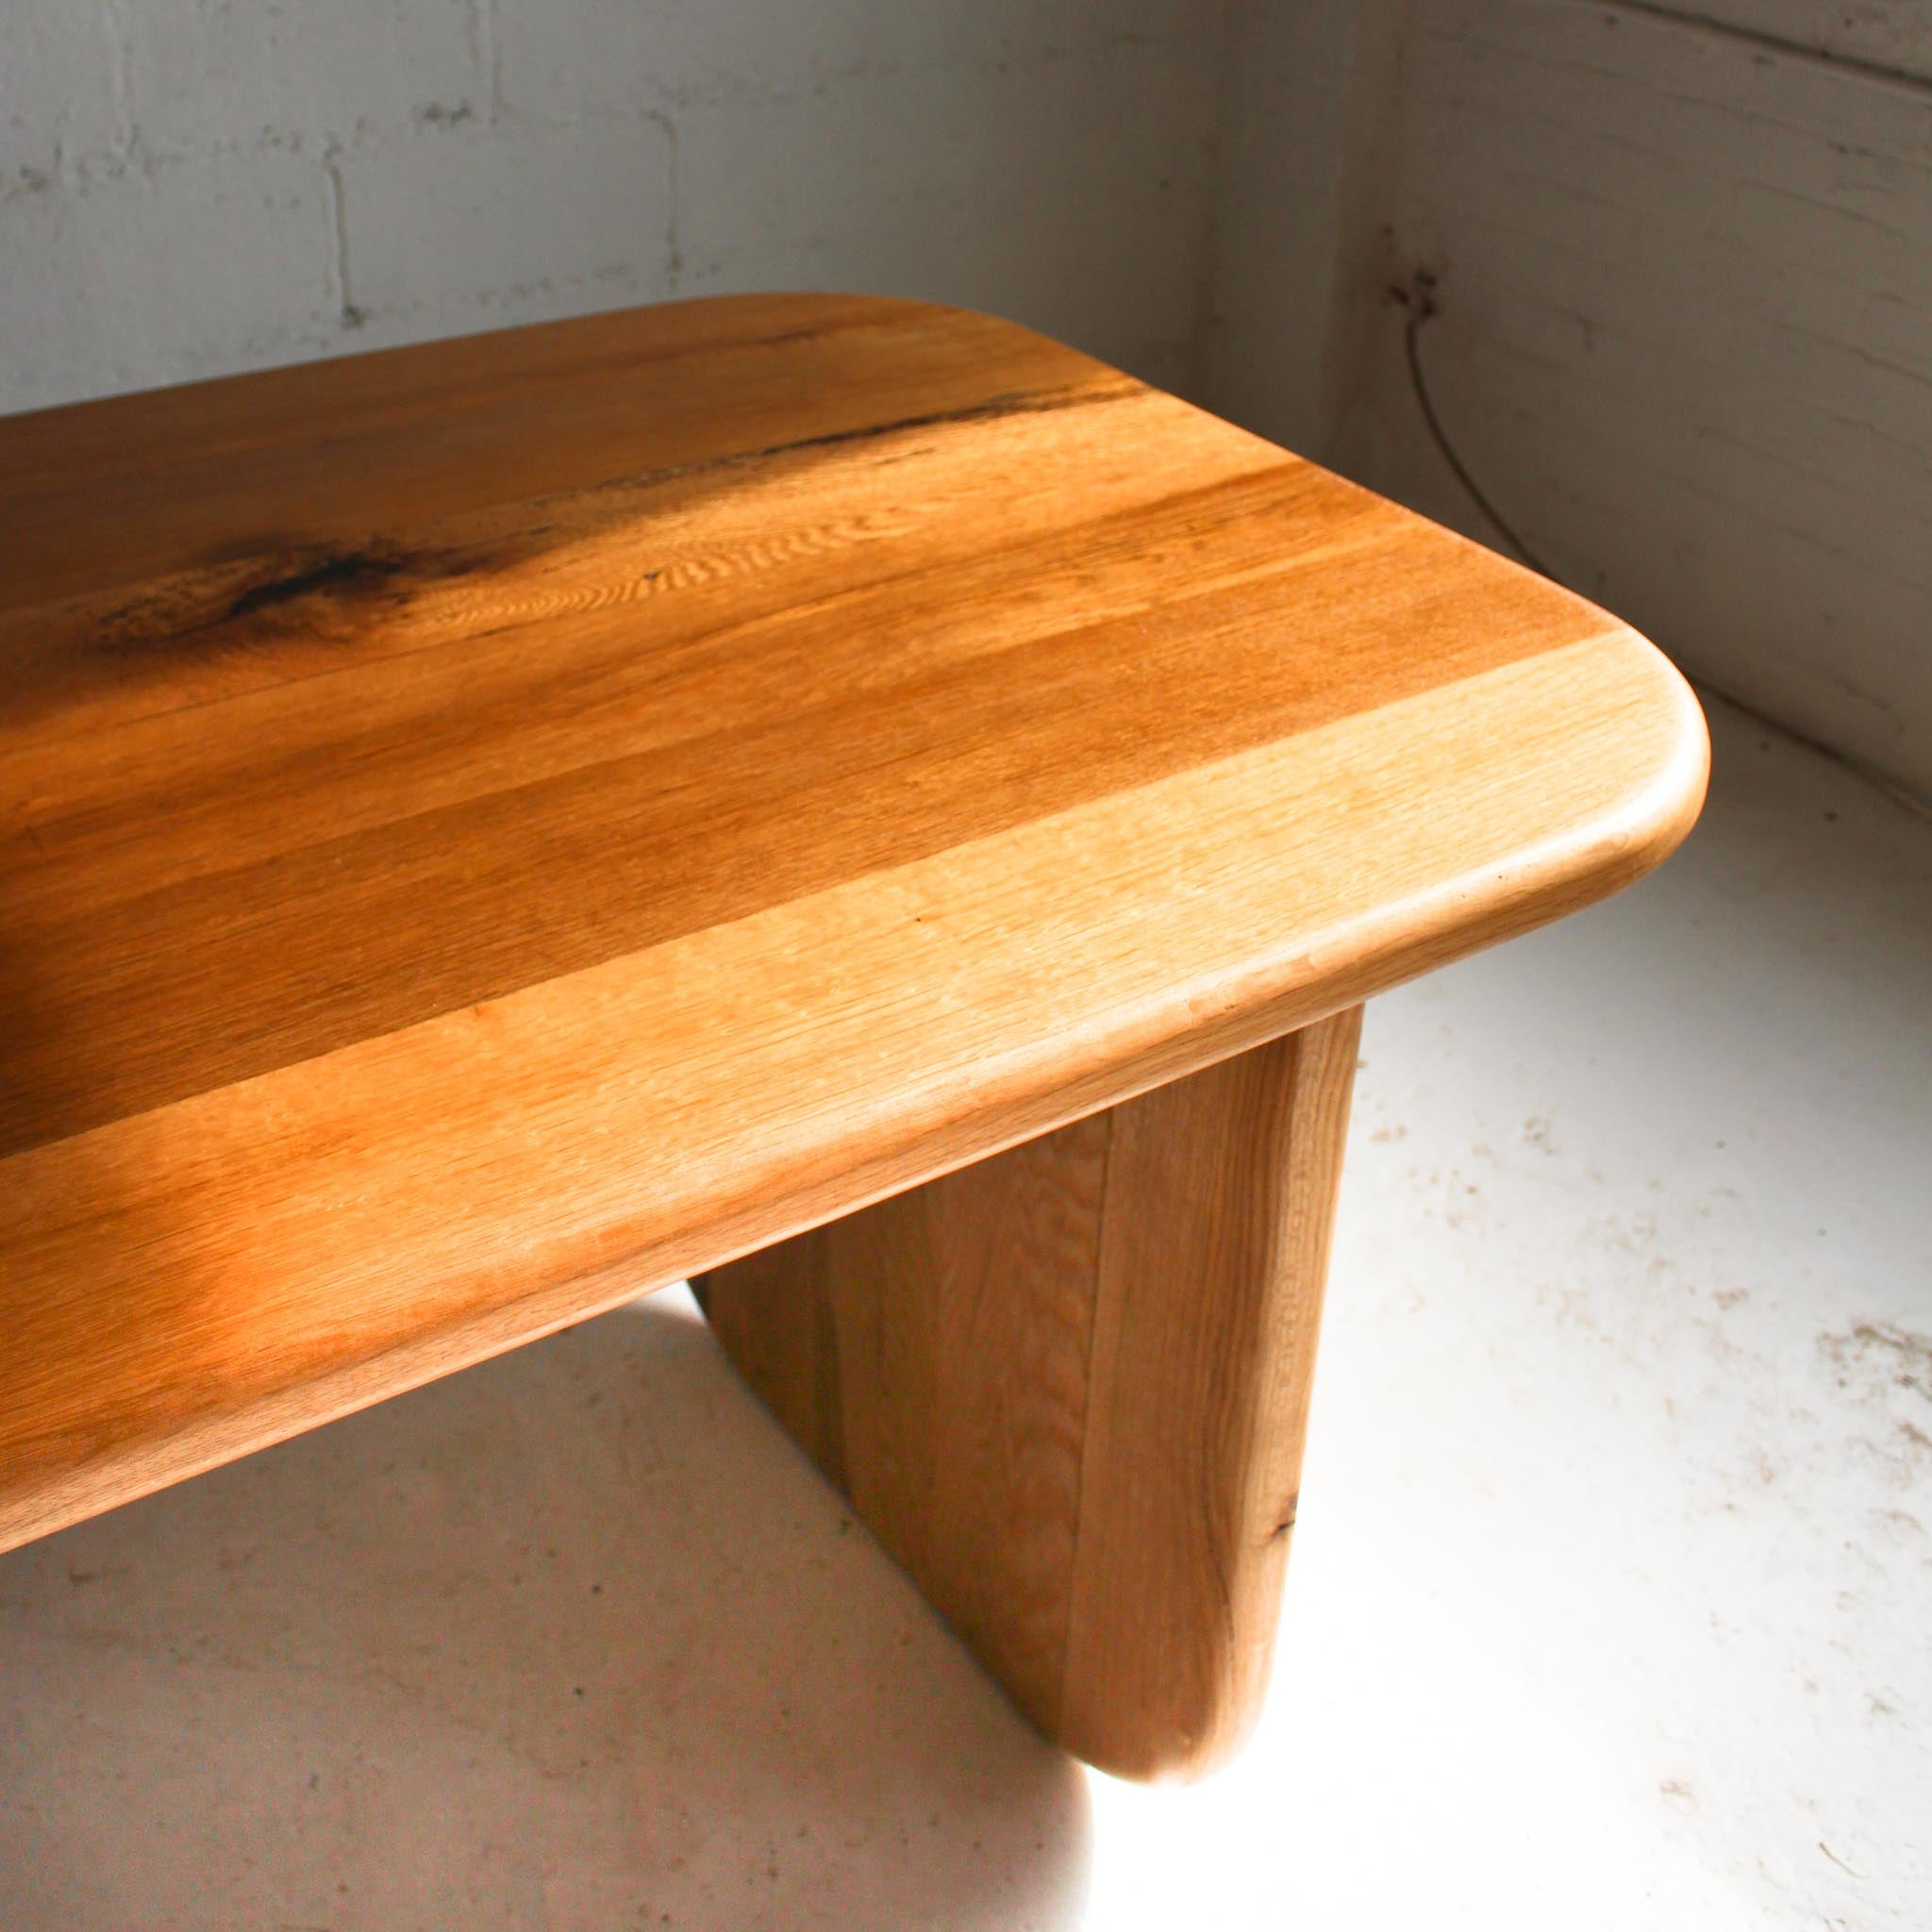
<box><xmin>1402</xmin><ymin>307</ymin><xmax>1552</xmax><ymax>578</ymax></box>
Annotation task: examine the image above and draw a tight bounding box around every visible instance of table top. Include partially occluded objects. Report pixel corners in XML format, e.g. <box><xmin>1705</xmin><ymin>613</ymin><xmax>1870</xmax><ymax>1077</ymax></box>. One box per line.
<box><xmin>0</xmin><ymin>292</ymin><xmax>1707</xmax><ymax>1548</ymax></box>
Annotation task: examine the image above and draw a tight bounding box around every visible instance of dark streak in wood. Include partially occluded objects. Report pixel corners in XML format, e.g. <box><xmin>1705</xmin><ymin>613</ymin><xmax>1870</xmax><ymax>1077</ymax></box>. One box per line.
<box><xmin>222</xmin><ymin>549</ymin><xmax>410</xmax><ymax>623</ymax></box>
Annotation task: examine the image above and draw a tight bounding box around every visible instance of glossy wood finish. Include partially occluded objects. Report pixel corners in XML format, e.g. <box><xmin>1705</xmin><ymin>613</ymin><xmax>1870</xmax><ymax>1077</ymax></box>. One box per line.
<box><xmin>696</xmin><ymin>1008</ymin><xmax>1361</xmax><ymax>1781</ymax></box>
<box><xmin>0</xmin><ymin>292</ymin><xmax>1707</xmax><ymax>1567</ymax></box>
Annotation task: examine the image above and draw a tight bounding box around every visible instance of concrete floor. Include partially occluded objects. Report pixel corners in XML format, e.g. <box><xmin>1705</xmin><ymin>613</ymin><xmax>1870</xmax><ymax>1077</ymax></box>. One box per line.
<box><xmin>2</xmin><ymin>696</ymin><xmax>1926</xmax><ymax>1929</ymax></box>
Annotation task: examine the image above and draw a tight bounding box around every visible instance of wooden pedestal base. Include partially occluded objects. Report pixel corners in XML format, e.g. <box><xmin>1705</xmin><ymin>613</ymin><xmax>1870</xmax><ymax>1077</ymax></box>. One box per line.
<box><xmin>695</xmin><ymin>1007</ymin><xmax>1361</xmax><ymax>1781</ymax></box>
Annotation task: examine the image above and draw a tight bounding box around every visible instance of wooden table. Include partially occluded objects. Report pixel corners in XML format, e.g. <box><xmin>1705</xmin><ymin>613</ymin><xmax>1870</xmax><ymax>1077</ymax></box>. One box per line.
<box><xmin>0</xmin><ymin>293</ymin><xmax>1707</xmax><ymax>1780</ymax></box>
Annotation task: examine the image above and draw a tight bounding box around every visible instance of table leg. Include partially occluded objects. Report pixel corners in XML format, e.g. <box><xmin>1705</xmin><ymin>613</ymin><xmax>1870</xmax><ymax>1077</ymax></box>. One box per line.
<box><xmin>693</xmin><ymin>1005</ymin><xmax>1361</xmax><ymax>1781</ymax></box>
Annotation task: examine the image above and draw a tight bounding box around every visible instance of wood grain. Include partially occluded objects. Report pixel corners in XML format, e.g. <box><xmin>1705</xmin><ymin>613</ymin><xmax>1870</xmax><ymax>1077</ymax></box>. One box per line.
<box><xmin>696</xmin><ymin>1008</ymin><xmax>1362</xmax><ymax>1781</ymax></box>
<box><xmin>0</xmin><ymin>291</ymin><xmax>1707</xmax><ymax>1558</ymax></box>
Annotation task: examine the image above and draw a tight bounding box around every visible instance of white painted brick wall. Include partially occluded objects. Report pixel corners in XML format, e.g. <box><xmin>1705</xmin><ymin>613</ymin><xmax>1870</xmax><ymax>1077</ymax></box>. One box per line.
<box><xmin>675</xmin><ymin>41</ymin><xmax>1218</xmax><ymax>387</ymax></box>
<box><xmin>0</xmin><ymin>149</ymin><xmax>338</xmax><ymax>407</ymax></box>
<box><xmin>1689</xmin><ymin>0</ymin><xmax>1932</xmax><ymax>80</ymax></box>
<box><xmin>0</xmin><ymin>0</ymin><xmax>1224</xmax><ymax>415</ymax></box>
<box><xmin>493</xmin><ymin>0</ymin><xmax>1201</xmax><ymax>119</ymax></box>
<box><xmin>118</xmin><ymin>0</ymin><xmax>483</xmax><ymax>159</ymax></box>
<box><xmin>337</xmin><ymin>115</ymin><xmax>675</xmax><ymax>339</ymax></box>
<box><xmin>0</xmin><ymin>7</ymin><xmax>121</xmax><ymax>187</ymax></box>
